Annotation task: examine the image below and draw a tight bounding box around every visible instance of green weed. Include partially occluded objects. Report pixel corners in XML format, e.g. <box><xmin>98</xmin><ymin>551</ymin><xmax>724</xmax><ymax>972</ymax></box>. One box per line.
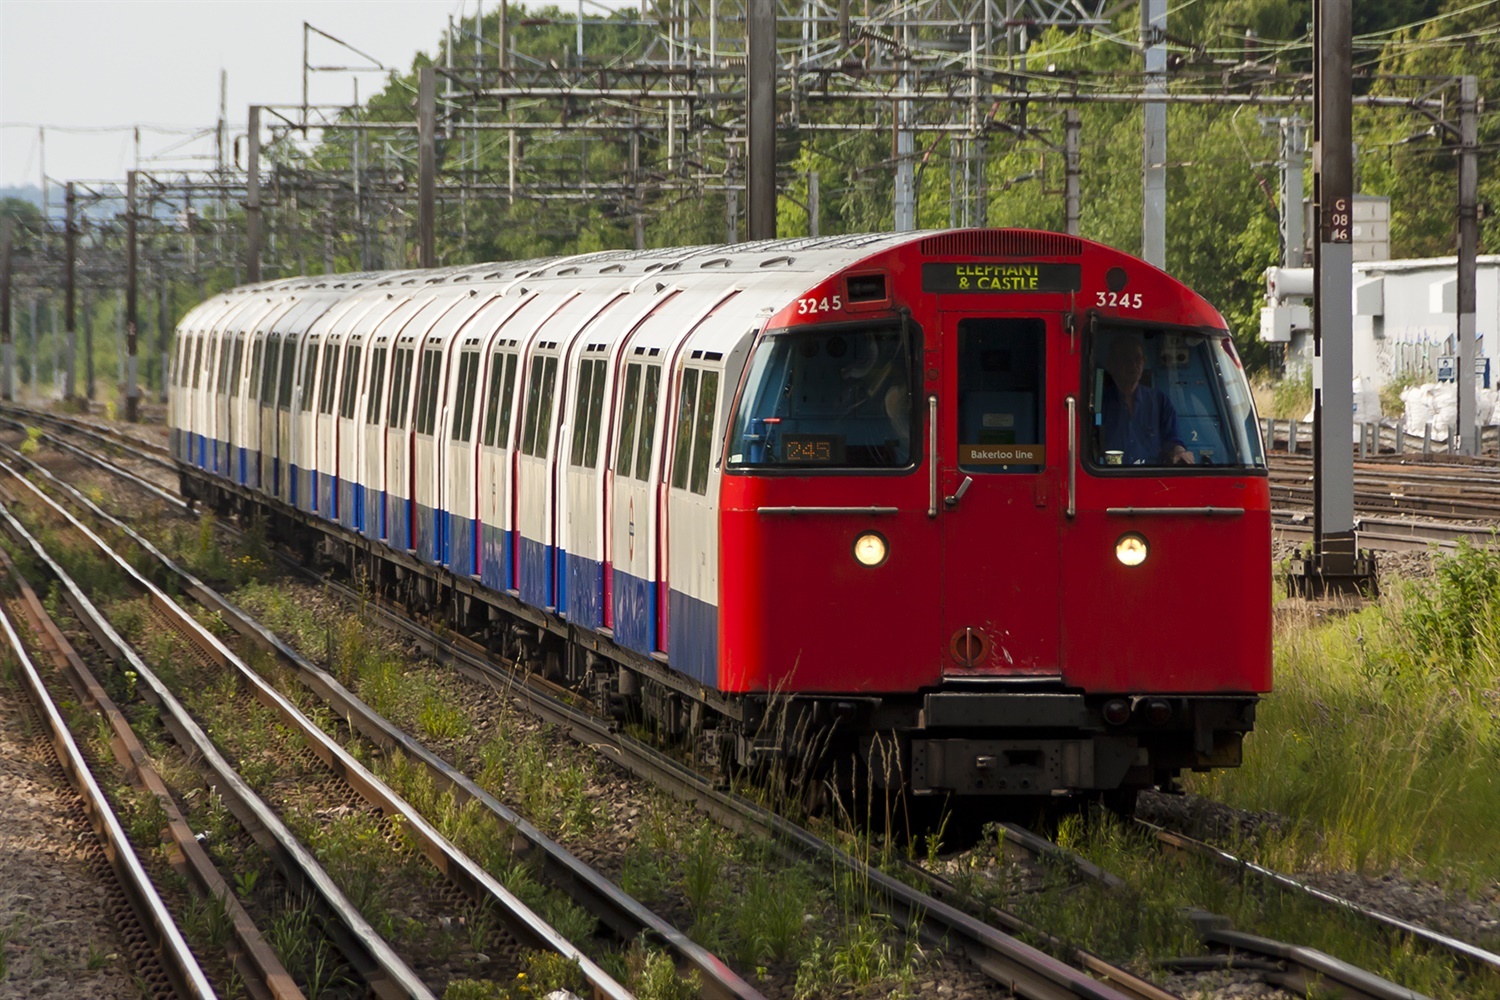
<box><xmin>1198</xmin><ymin>541</ymin><xmax>1500</xmax><ymax>882</ymax></box>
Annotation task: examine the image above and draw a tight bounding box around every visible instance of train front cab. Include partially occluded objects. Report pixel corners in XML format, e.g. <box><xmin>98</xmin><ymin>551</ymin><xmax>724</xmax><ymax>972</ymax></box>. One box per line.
<box><xmin>719</xmin><ymin>230</ymin><xmax>1271</xmax><ymax>800</ymax></box>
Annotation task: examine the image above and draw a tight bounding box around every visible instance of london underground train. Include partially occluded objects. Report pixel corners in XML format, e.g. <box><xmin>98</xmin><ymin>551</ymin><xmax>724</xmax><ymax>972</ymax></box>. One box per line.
<box><xmin>169</xmin><ymin>229</ymin><xmax>1271</xmax><ymax>805</ymax></box>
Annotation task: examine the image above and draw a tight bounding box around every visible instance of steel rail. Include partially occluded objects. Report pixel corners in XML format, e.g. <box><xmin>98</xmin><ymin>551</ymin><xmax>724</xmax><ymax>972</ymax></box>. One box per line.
<box><xmin>1270</xmin><ymin>481</ymin><xmax>1500</xmax><ymax>521</ymax></box>
<box><xmin>24</xmin><ymin>408</ymin><xmax>1175</xmax><ymax>999</ymax></box>
<box><xmin>0</xmin><ymin>456</ymin><xmax>635</xmax><ymax>1000</ymax></box>
<box><xmin>303</xmin><ymin>563</ymin><xmax>1143</xmax><ymax>1000</ymax></box>
<box><xmin>20</xmin><ymin>407</ymin><xmax>1443</xmax><ymax>1000</ymax></box>
<box><xmin>1271</xmin><ymin>511</ymin><xmax>1500</xmax><ymax>553</ymax></box>
<box><xmin>1</xmin><ymin>406</ymin><xmax>172</xmax><ymax>465</ymax></box>
<box><xmin>0</xmin><ymin>410</ymin><xmax>177</xmax><ymax>479</ymax></box>
<box><xmin>1145</xmin><ymin>823</ymin><xmax>1500</xmax><ymax>978</ymax></box>
<box><xmin>0</xmin><ymin>553</ymin><xmax>219</xmax><ymax>1000</ymax></box>
<box><xmin>982</xmin><ymin>814</ymin><xmax>1437</xmax><ymax>1000</ymax></box>
<box><xmin>0</xmin><ymin>541</ymin><xmax>303</xmax><ymax>1000</ymax></box>
<box><xmin>904</xmin><ymin>860</ymin><xmax>1183</xmax><ymax>1000</ymax></box>
<box><xmin>0</xmin><ymin>466</ymin><xmax>441</xmax><ymax>1000</ymax></box>
<box><xmin>0</xmin><ymin>439</ymin><xmax>760</xmax><ymax>1000</ymax></box>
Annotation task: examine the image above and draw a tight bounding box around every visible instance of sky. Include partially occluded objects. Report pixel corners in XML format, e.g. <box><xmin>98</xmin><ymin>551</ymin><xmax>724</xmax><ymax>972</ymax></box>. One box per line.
<box><xmin>1</xmin><ymin>0</ymin><xmax>626</xmax><ymax>197</ymax></box>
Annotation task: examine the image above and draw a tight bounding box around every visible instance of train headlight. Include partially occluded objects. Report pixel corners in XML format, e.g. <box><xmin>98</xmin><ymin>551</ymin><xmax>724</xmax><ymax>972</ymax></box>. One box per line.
<box><xmin>853</xmin><ymin>531</ymin><xmax>888</xmax><ymax>567</ymax></box>
<box><xmin>1115</xmin><ymin>532</ymin><xmax>1148</xmax><ymax>567</ymax></box>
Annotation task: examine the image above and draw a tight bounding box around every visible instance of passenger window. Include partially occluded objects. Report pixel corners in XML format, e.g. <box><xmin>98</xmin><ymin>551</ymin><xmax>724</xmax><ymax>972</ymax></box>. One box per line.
<box><xmin>634</xmin><ymin>364</ymin><xmax>661</xmax><ymax>482</ymax></box>
<box><xmin>388</xmin><ymin>347</ymin><xmax>414</xmax><ymax>429</ymax></box>
<box><xmin>497</xmin><ymin>354</ymin><xmax>518</xmax><ymax>446</ymax></box>
<box><xmin>481</xmin><ymin>354</ymin><xmax>505</xmax><ymax>447</ymax></box>
<box><xmin>217</xmin><ymin>337</ymin><xmax>233</xmax><ymax>394</ymax></box>
<box><xmin>521</xmin><ymin>359</ymin><xmax>545</xmax><ymax>456</ymax></box>
<box><xmin>260</xmin><ymin>336</ymin><xmax>281</xmax><ymax>405</ymax></box>
<box><xmin>339</xmin><ymin>346</ymin><xmax>363</xmax><ymax>419</ymax></box>
<box><xmin>532</xmin><ymin>357</ymin><xmax>559</xmax><ymax>457</ymax></box>
<box><xmin>956</xmin><ymin>318</ymin><xmax>1045</xmax><ymax>474</ymax></box>
<box><xmin>300</xmin><ymin>342</ymin><xmax>320</xmax><ymax>412</ymax></box>
<box><xmin>570</xmin><ymin>358</ymin><xmax>597</xmax><ymax>466</ymax></box>
<box><xmin>671</xmin><ymin>368</ymin><xmax>699</xmax><ymax>490</ymax></box>
<box><xmin>453</xmin><ymin>352</ymin><xmax>480</xmax><ymax>442</ymax></box>
<box><xmin>690</xmin><ymin>370</ymin><xmax>719</xmax><ymax>494</ymax></box>
<box><xmin>230</xmin><ymin>336</ymin><xmax>245</xmax><ymax>392</ymax></box>
<box><xmin>191</xmin><ymin>337</ymin><xmax>204</xmax><ymax>389</ymax></box>
<box><xmin>248</xmin><ymin>341</ymin><xmax>263</xmax><ymax>401</ymax></box>
<box><xmin>277</xmin><ymin>337</ymin><xmax>297</xmax><ymax>409</ymax></box>
<box><xmin>615</xmin><ymin>363</ymin><xmax>642</xmax><ymax>477</ymax></box>
<box><xmin>318</xmin><ymin>345</ymin><xmax>342</xmax><ymax>415</ymax></box>
<box><xmin>585</xmin><ymin>359</ymin><xmax>609</xmax><ymax>470</ymax></box>
<box><xmin>365</xmin><ymin>347</ymin><xmax>387</xmax><ymax>423</ymax></box>
<box><xmin>584</xmin><ymin>359</ymin><xmax>607</xmax><ymax>468</ymax></box>
<box><xmin>416</xmin><ymin>348</ymin><xmax>443</xmax><ymax>435</ymax></box>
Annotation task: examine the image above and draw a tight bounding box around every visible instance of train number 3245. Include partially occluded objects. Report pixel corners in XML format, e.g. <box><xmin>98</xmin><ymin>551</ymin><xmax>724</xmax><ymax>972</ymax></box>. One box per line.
<box><xmin>796</xmin><ymin>295</ymin><xmax>843</xmax><ymax>314</ymax></box>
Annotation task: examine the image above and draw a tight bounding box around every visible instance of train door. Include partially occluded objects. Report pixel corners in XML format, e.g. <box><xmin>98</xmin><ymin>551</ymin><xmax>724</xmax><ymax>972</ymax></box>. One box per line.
<box><xmin>609</xmin><ymin>352</ymin><xmax>664</xmax><ymax>651</ymax></box>
<box><xmin>360</xmin><ymin>334</ymin><xmax>391</xmax><ymax>540</ymax></box>
<box><xmin>442</xmin><ymin>337</ymin><xmax>484</xmax><ymax>574</ymax></box>
<box><xmin>256</xmin><ymin>332</ymin><xmax>281</xmax><ymax>490</ymax></box>
<box><xmin>938</xmin><ymin>312</ymin><xmax>1061</xmax><ymax>677</ymax></box>
<box><xmin>275</xmin><ymin>329</ymin><xmax>304</xmax><ymax>505</ymax></box>
<box><xmin>336</xmin><ymin>332</ymin><xmax>367</xmax><ymax>532</ymax></box>
<box><xmin>477</xmin><ymin>342</ymin><xmax>521</xmax><ymax>589</ymax></box>
<box><xmin>242</xmin><ymin>329</ymin><xmax>267</xmax><ymax>488</ymax></box>
<box><xmin>293</xmin><ymin>332</ymin><xmax>323</xmax><ymax>512</ymax></box>
<box><xmin>385</xmin><ymin>335</ymin><xmax>418</xmax><ymax>551</ymax></box>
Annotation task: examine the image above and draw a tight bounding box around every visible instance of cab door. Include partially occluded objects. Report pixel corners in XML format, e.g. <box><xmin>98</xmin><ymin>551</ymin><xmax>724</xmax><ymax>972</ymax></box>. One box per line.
<box><xmin>939</xmin><ymin>312</ymin><xmax>1061</xmax><ymax>677</ymax></box>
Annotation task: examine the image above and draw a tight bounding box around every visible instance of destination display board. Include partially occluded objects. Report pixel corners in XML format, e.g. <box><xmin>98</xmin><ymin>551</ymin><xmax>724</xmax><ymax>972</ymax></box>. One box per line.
<box><xmin>922</xmin><ymin>262</ymin><xmax>1081</xmax><ymax>294</ymax></box>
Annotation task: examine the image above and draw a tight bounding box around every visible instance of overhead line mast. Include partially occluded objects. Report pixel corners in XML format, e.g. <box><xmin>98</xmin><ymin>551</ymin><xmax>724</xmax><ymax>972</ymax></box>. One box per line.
<box><xmin>1287</xmin><ymin>0</ymin><xmax>1376</xmax><ymax>600</ymax></box>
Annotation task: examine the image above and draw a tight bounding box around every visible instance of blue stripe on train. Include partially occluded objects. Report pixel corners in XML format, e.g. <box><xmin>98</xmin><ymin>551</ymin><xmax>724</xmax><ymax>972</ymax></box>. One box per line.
<box><xmin>317</xmin><ymin>470</ymin><xmax>338</xmax><ymax>520</ymax></box>
<box><xmin>612</xmin><ymin>568</ymin><xmax>656</xmax><ymax>656</ymax></box>
<box><xmin>362</xmin><ymin>486</ymin><xmax>385</xmax><ymax>539</ymax></box>
<box><xmin>447</xmin><ymin>511</ymin><xmax>479</xmax><ymax>577</ymax></box>
<box><xmin>387</xmin><ymin>493</ymin><xmax>413</xmax><ymax>551</ymax></box>
<box><xmin>479</xmin><ymin>523</ymin><xmax>514</xmax><ymax>592</ymax></box>
<box><xmin>518</xmin><ymin>535</ymin><xmax>555</xmax><ymax>610</ymax></box>
<box><xmin>668</xmin><ymin>589</ymin><xmax>718</xmax><ymax>686</ymax></box>
<box><xmin>564</xmin><ymin>552</ymin><xmax>604</xmax><ymax>628</ymax></box>
<box><xmin>339</xmin><ymin>477</ymin><xmax>360</xmax><ymax>532</ymax></box>
<box><xmin>415</xmin><ymin>501</ymin><xmax>441</xmax><ymax>564</ymax></box>
<box><xmin>294</xmin><ymin>466</ymin><xmax>316</xmax><ymax>513</ymax></box>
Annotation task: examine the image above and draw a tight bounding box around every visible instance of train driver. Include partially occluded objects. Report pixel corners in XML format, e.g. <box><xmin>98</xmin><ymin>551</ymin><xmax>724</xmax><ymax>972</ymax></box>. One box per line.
<box><xmin>1098</xmin><ymin>334</ymin><xmax>1195</xmax><ymax>466</ymax></box>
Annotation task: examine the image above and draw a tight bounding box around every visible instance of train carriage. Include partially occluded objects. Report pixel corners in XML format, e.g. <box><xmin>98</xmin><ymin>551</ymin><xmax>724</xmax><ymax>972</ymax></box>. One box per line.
<box><xmin>174</xmin><ymin>229</ymin><xmax>1271</xmax><ymax>805</ymax></box>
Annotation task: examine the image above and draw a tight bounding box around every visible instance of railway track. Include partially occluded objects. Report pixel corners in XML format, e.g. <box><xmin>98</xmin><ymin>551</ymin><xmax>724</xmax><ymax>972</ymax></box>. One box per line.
<box><xmin>0</xmin><ymin>449</ymin><xmax>646</xmax><ymax>998</ymax></box>
<box><xmin>11</xmin><ymin>404</ymin><xmax>1500</xmax><ymax>998</ymax></box>
<box><xmin>955</xmin><ymin>819</ymin><xmax>1495</xmax><ymax>1000</ymax></box>
<box><xmin>0</xmin><ymin>561</ymin><xmax>220</xmax><ymax>999</ymax></box>
<box><xmin>0</xmin><ymin>414</ymin><xmax>1192</xmax><ymax>998</ymax></box>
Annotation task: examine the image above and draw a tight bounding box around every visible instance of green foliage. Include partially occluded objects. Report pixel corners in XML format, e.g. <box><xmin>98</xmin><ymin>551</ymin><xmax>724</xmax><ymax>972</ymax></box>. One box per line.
<box><xmin>1380</xmin><ymin>367</ymin><xmax>1426</xmax><ymax>418</ymax></box>
<box><xmin>1387</xmin><ymin>540</ymin><xmax>1500</xmax><ymax>680</ymax></box>
<box><xmin>627</xmin><ymin>942</ymin><xmax>702</xmax><ymax>1000</ymax></box>
<box><xmin>1268</xmin><ymin>365</ymin><xmax>1314</xmax><ymax>419</ymax></box>
<box><xmin>794</xmin><ymin>915</ymin><xmax>924</xmax><ymax>999</ymax></box>
<box><xmin>1196</xmin><ymin>542</ymin><xmax>1500</xmax><ymax>884</ymax></box>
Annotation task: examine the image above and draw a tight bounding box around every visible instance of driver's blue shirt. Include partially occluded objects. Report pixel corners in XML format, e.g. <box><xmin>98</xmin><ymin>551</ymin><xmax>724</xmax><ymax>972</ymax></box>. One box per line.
<box><xmin>1100</xmin><ymin>379</ymin><xmax>1184</xmax><ymax>465</ymax></box>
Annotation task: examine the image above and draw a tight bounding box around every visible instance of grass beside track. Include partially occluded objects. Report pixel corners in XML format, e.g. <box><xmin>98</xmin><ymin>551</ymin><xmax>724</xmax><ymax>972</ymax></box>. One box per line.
<box><xmin>1195</xmin><ymin>539</ymin><xmax>1500</xmax><ymax>890</ymax></box>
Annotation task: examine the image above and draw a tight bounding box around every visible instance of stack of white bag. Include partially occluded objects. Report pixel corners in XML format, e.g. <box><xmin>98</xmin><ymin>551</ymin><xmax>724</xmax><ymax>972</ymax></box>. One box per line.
<box><xmin>1400</xmin><ymin>382</ymin><xmax>1500</xmax><ymax>440</ymax></box>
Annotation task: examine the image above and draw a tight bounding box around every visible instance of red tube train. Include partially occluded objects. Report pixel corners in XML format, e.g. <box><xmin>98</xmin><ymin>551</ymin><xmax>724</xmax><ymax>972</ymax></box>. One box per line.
<box><xmin>169</xmin><ymin>229</ymin><xmax>1271</xmax><ymax>805</ymax></box>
